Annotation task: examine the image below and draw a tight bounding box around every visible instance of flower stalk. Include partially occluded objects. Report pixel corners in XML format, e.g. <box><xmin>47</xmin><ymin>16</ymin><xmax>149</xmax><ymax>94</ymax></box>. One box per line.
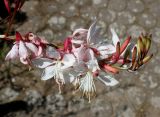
<box><xmin>2</xmin><ymin>21</ymin><xmax>153</xmax><ymax>101</ymax></box>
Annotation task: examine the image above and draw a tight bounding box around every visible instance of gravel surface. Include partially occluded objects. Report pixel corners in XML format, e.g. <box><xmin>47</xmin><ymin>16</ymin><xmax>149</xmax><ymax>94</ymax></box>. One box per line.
<box><xmin>0</xmin><ymin>0</ymin><xmax>160</xmax><ymax>117</ymax></box>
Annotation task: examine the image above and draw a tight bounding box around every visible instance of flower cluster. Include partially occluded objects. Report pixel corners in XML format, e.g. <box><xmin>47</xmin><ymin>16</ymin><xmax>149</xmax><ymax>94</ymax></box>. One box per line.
<box><xmin>4</xmin><ymin>21</ymin><xmax>153</xmax><ymax>102</ymax></box>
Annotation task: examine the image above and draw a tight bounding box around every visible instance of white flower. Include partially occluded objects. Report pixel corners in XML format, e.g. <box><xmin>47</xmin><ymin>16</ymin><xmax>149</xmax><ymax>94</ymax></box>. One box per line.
<box><xmin>6</xmin><ymin>40</ymin><xmax>38</xmax><ymax>64</ymax></box>
<box><xmin>32</xmin><ymin>53</ymin><xmax>76</xmax><ymax>93</ymax></box>
<box><xmin>72</xmin><ymin>22</ymin><xmax>120</xmax><ymax>59</ymax></box>
<box><xmin>5</xmin><ymin>32</ymin><xmax>41</xmax><ymax>64</ymax></box>
<box><xmin>32</xmin><ymin>53</ymin><xmax>76</xmax><ymax>83</ymax></box>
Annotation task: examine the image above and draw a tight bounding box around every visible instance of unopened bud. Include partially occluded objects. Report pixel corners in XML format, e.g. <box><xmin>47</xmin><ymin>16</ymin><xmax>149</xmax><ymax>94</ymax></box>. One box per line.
<box><xmin>120</xmin><ymin>36</ymin><xmax>131</xmax><ymax>54</ymax></box>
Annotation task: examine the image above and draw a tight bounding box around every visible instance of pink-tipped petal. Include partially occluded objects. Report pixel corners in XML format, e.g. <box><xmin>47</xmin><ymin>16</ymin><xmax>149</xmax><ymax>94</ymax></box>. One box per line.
<box><xmin>5</xmin><ymin>44</ymin><xmax>19</xmax><ymax>60</ymax></box>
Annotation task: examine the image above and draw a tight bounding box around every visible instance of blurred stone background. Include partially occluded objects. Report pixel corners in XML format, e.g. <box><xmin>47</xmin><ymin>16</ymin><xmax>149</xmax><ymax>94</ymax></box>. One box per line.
<box><xmin>0</xmin><ymin>0</ymin><xmax>160</xmax><ymax>117</ymax></box>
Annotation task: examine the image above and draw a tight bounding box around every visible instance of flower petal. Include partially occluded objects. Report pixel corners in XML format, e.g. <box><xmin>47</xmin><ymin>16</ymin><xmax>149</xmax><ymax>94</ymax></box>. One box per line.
<box><xmin>62</xmin><ymin>54</ymin><xmax>76</xmax><ymax>69</ymax></box>
<box><xmin>98</xmin><ymin>75</ymin><xmax>119</xmax><ymax>86</ymax></box>
<box><xmin>87</xmin><ymin>21</ymin><xmax>101</xmax><ymax>45</ymax></box>
<box><xmin>73</xmin><ymin>61</ymin><xmax>87</xmax><ymax>73</ymax></box>
<box><xmin>87</xmin><ymin>21</ymin><xmax>97</xmax><ymax>44</ymax></box>
<box><xmin>98</xmin><ymin>44</ymin><xmax>116</xmax><ymax>55</ymax></box>
<box><xmin>5</xmin><ymin>44</ymin><xmax>19</xmax><ymax>60</ymax></box>
<box><xmin>88</xmin><ymin>48</ymin><xmax>95</xmax><ymax>60</ymax></box>
<box><xmin>83</xmin><ymin>48</ymin><xmax>95</xmax><ymax>62</ymax></box>
<box><xmin>32</xmin><ymin>58</ymin><xmax>54</xmax><ymax>68</ymax></box>
<box><xmin>86</xmin><ymin>59</ymin><xmax>100</xmax><ymax>72</ymax></box>
<box><xmin>46</xmin><ymin>46</ymin><xmax>60</xmax><ymax>59</ymax></box>
<box><xmin>72</xmin><ymin>28</ymin><xmax>88</xmax><ymax>37</ymax></box>
<box><xmin>38</xmin><ymin>46</ymin><xmax>43</xmax><ymax>56</ymax></box>
<box><xmin>25</xmin><ymin>42</ymin><xmax>38</xmax><ymax>56</ymax></box>
<box><xmin>72</xmin><ymin>45</ymin><xmax>86</xmax><ymax>62</ymax></box>
<box><xmin>79</xmin><ymin>71</ymin><xmax>96</xmax><ymax>101</ymax></box>
<box><xmin>71</xmin><ymin>39</ymin><xmax>84</xmax><ymax>44</ymax></box>
<box><xmin>19</xmin><ymin>41</ymin><xmax>28</xmax><ymax>58</ymax></box>
<box><xmin>41</xmin><ymin>65</ymin><xmax>56</xmax><ymax>80</ymax></box>
<box><xmin>72</xmin><ymin>28</ymin><xmax>87</xmax><ymax>45</ymax></box>
<box><xmin>111</xmin><ymin>28</ymin><xmax>120</xmax><ymax>47</ymax></box>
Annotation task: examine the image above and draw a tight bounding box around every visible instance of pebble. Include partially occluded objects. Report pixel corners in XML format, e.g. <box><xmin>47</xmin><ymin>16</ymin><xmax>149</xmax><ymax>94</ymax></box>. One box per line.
<box><xmin>138</xmin><ymin>13</ymin><xmax>156</xmax><ymax>29</ymax></box>
<box><xmin>109</xmin><ymin>22</ymin><xmax>127</xmax><ymax>37</ymax></box>
<box><xmin>38</xmin><ymin>29</ymin><xmax>54</xmax><ymax>42</ymax></box>
<box><xmin>127</xmin><ymin>0</ymin><xmax>144</xmax><ymax>13</ymax></box>
<box><xmin>126</xmin><ymin>87</ymin><xmax>146</xmax><ymax>107</ymax></box>
<box><xmin>91</xmin><ymin>98</ymin><xmax>113</xmax><ymax>117</ymax></box>
<box><xmin>0</xmin><ymin>88</ymin><xmax>19</xmax><ymax>103</ymax></box>
<box><xmin>48</xmin><ymin>16</ymin><xmax>66</xmax><ymax>31</ymax></box>
<box><xmin>61</xmin><ymin>4</ymin><xmax>78</xmax><ymax>17</ymax></box>
<box><xmin>117</xmin><ymin>11</ymin><xmax>136</xmax><ymax>25</ymax></box>
<box><xmin>150</xmin><ymin>97</ymin><xmax>160</xmax><ymax>108</ymax></box>
<box><xmin>150</xmin><ymin>27</ymin><xmax>160</xmax><ymax>44</ymax></box>
<box><xmin>98</xmin><ymin>9</ymin><xmax>116</xmax><ymax>23</ymax></box>
<box><xmin>25</xmin><ymin>90</ymin><xmax>43</xmax><ymax>106</ymax></box>
<box><xmin>108</xmin><ymin>0</ymin><xmax>126</xmax><ymax>11</ymax></box>
<box><xmin>92</xmin><ymin>0</ymin><xmax>109</xmax><ymax>8</ymax></box>
<box><xmin>148</xmin><ymin>1</ymin><xmax>160</xmax><ymax>17</ymax></box>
